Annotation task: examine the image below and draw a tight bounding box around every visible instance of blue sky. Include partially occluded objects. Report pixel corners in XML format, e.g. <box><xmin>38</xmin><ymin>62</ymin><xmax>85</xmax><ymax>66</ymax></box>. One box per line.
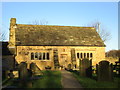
<box><xmin>2</xmin><ymin>2</ymin><xmax>118</xmax><ymax>52</ymax></box>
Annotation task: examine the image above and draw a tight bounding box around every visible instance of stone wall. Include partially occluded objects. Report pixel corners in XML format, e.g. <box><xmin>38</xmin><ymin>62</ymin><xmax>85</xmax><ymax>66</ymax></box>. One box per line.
<box><xmin>105</xmin><ymin>57</ymin><xmax>118</xmax><ymax>64</ymax></box>
<box><xmin>8</xmin><ymin>18</ymin><xmax>16</xmax><ymax>55</ymax></box>
<box><xmin>15</xmin><ymin>46</ymin><xmax>105</xmax><ymax>70</ymax></box>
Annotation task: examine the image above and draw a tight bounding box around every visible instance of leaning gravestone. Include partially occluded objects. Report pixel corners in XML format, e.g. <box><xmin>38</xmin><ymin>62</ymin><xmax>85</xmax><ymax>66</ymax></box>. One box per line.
<box><xmin>96</xmin><ymin>60</ymin><xmax>113</xmax><ymax>82</ymax></box>
<box><xmin>79</xmin><ymin>58</ymin><xmax>92</xmax><ymax>77</ymax></box>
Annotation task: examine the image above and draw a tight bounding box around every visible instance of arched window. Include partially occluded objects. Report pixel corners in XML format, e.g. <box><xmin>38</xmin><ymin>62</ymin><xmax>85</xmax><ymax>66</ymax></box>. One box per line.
<box><xmin>84</xmin><ymin>53</ymin><xmax>86</xmax><ymax>58</ymax></box>
<box><xmin>35</xmin><ymin>52</ymin><xmax>38</xmax><ymax>60</ymax></box>
<box><xmin>77</xmin><ymin>53</ymin><xmax>79</xmax><ymax>58</ymax></box>
<box><xmin>31</xmin><ymin>52</ymin><xmax>50</xmax><ymax>60</ymax></box>
<box><xmin>87</xmin><ymin>53</ymin><xmax>89</xmax><ymax>58</ymax></box>
<box><xmin>31</xmin><ymin>52</ymin><xmax>34</xmax><ymax>60</ymax></box>
<box><xmin>43</xmin><ymin>52</ymin><xmax>45</xmax><ymax>60</ymax></box>
<box><xmin>90</xmin><ymin>53</ymin><xmax>93</xmax><ymax>58</ymax></box>
<box><xmin>47</xmin><ymin>53</ymin><xmax>50</xmax><ymax>60</ymax></box>
<box><xmin>39</xmin><ymin>52</ymin><xmax>42</xmax><ymax>60</ymax></box>
<box><xmin>81</xmin><ymin>53</ymin><xmax>83</xmax><ymax>58</ymax></box>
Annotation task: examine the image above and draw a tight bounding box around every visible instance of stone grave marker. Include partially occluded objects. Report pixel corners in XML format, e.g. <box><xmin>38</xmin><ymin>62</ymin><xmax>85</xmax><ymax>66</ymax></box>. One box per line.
<box><xmin>18</xmin><ymin>62</ymin><xmax>33</xmax><ymax>88</ymax></box>
<box><xmin>96</xmin><ymin>60</ymin><xmax>113</xmax><ymax>82</ymax></box>
<box><xmin>30</xmin><ymin>62</ymin><xmax>36</xmax><ymax>76</ymax></box>
<box><xmin>79</xmin><ymin>58</ymin><xmax>92</xmax><ymax>77</ymax></box>
<box><xmin>30</xmin><ymin>62</ymin><xmax>43</xmax><ymax>75</ymax></box>
<box><xmin>18</xmin><ymin>62</ymin><xmax>28</xmax><ymax>80</ymax></box>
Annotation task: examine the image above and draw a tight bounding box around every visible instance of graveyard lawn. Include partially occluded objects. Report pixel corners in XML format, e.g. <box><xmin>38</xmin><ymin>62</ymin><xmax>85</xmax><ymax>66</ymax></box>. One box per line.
<box><xmin>70</xmin><ymin>70</ymin><xmax>119</xmax><ymax>88</ymax></box>
<box><xmin>32</xmin><ymin>70</ymin><xmax>62</xmax><ymax>88</ymax></box>
<box><xmin>2</xmin><ymin>70</ymin><xmax>62</xmax><ymax>88</ymax></box>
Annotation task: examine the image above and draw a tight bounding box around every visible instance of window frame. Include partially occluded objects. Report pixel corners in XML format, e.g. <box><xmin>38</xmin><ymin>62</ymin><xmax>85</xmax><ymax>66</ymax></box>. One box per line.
<box><xmin>30</xmin><ymin>52</ymin><xmax>50</xmax><ymax>61</ymax></box>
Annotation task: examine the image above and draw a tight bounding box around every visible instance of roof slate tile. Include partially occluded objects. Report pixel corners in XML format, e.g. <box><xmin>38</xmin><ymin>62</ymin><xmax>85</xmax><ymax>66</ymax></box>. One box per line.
<box><xmin>15</xmin><ymin>24</ymin><xmax>105</xmax><ymax>46</ymax></box>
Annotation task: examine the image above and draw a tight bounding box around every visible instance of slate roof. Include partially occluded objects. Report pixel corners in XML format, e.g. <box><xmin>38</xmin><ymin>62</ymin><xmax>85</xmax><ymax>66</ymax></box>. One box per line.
<box><xmin>15</xmin><ymin>24</ymin><xmax>105</xmax><ymax>46</ymax></box>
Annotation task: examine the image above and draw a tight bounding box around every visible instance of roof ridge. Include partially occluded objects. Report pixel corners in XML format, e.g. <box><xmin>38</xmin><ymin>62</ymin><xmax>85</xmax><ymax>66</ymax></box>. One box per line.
<box><xmin>17</xmin><ymin>24</ymin><xmax>95</xmax><ymax>29</ymax></box>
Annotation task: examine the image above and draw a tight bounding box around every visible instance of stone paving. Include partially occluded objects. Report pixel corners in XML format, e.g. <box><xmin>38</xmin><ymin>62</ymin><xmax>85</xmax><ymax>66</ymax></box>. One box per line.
<box><xmin>61</xmin><ymin>70</ymin><xmax>83</xmax><ymax>89</ymax></box>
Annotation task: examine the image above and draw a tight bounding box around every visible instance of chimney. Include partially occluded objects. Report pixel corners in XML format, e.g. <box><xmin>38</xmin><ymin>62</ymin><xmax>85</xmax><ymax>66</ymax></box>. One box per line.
<box><xmin>10</xmin><ymin>18</ymin><xmax>16</xmax><ymax>27</ymax></box>
<box><xmin>8</xmin><ymin>18</ymin><xmax>16</xmax><ymax>54</ymax></box>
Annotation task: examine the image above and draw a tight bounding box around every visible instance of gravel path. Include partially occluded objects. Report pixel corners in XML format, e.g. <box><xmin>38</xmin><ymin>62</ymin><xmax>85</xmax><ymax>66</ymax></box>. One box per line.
<box><xmin>61</xmin><ymin>70</ymin><xmax>83</xmax><ymax>89</ymax></box>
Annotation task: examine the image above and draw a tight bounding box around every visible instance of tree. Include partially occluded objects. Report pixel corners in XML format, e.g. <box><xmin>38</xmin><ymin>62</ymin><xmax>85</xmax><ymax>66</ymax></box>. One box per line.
<box><xmin>88</xmin><ymin>21</ymin><xmax>111</xmax><ymax>42</ymax></box>
<box><xmin>30</xmin><ymin>19</ymin><xmax>48</xmax><ymax>25</ymax></box>
<box><xmin>0</xmin><ymin>30</ymin><xmax>7</xmax><ymax>41</ymax></box>
<box><xmin>106</xmin><ymin>49</ymin><xmax>120</xmax><ymax>58</ymax></box>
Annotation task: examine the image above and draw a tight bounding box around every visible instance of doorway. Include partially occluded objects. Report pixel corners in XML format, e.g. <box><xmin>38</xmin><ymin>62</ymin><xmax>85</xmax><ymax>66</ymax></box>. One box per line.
<box><xmin>60</xmin><ymin>54</ymin><xmax>68</xmax><ymax>69</ymax></box>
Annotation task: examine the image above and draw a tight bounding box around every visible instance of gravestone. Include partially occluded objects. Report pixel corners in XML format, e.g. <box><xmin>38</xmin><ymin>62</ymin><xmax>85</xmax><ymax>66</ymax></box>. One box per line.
<box><xmin>30</xmin><ymin>62</ymin><xmax>43</xmax><ymax>75</ymax></box>
<box><xmin>113</xmin><ymin>58</ymin><xmax>120</xmax><ymax>76</ymax></box>
<box><xmin>96</xmin><ymin>60</ymin><xmax>113</xmax><ymax>82</ymax></box>
<box><xmin>18</xmin><ymin>62</ymin><xmax>28</xmax><ymax>80</ymax></box>
<box><xmin>67</xmin><ymin>64</ymin><xmax>72</xmax><ymax>70</ymax></box>
<box><xmin>30</xmin><ymin>62</ymin><xmax>36</xmax><ymax>76</ymax></box>
<box><xmin>79</xmin><ymin>58</ymin><xmax>92</xmax><ymax>77</ymax></box>
<box><xmin>18</xmin><ymin>62</ymin><xmax>33</xmax><ymax>88</ymax></box>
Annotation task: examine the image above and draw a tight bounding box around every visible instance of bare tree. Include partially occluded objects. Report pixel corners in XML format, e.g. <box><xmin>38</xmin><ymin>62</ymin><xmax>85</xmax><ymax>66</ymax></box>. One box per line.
<box><xmin>88</xmin><ymin>21</ymin><xmax>111</xmax><ymax>42</ymax></box>
<box><xmin>0</xmin><ymin>28</ymin><xmax>7</xmax><ymax>41</ymax></box>
<box><xmin>30</xmin><ymin>19</ymin><xmax>48</xmax><ymax>25</ymax></box>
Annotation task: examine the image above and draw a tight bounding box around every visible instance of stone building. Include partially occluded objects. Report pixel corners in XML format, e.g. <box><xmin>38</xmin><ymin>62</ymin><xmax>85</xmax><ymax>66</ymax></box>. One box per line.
<box><xmin>8</xmin><ymin>18</ymin><xmax>105</xmax><ymax>70</ymax></box>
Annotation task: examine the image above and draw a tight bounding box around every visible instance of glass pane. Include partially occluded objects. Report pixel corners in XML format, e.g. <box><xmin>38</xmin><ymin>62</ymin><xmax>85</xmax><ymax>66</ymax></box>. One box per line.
<box><xmin>90</xmin><ymin>53</ymin><xmax>93</xmax><ymax>58</ymax></box>
<box><xmin>35</xmin><ymin>52</ymin><xmax>38</xmax><ymax>60</ymax></box>
<box><xmin>87</xmin><ymin>53</ymin><xmax>89</xmax><ymax>58</ymax></box>
<box><xmin>43</xmin><ymin>52</ymin><xmax>45</xmax><ymax>60</ymax></box>
<box><xmin>77</xmin><ymin>53</ymin><xmax>79</xmax><ymax>58</ymax></box>
<box><xmin>47</xmin><ymin>53</ymin><xmax>49</xmax><ymax>60</ymax></box>
<box><xmin>31</xmin><ymin>52</ymin><xmax>34</xmax><ymax>60</ymax></box>
<box><xmin>81</xmin><ymin>53</ymin><xmax>82</xmax><ymax>58</ymax></box>
<box><xmin>39</xmin><ymin>52</ymin><xmax>42</xmax><ymax>60</ymax></box>
<box><xmin>84</xmin><ymin>53</ymin><xmax>86</xmax><ymax>58</ymax></box>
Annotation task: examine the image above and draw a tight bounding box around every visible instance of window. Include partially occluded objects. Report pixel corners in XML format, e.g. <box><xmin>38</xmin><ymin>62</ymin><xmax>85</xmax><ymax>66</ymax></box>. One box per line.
<box><xmin>31</xmin><ymin>52</ymin><xmax>34</xmax><ymax>60</ymax></box>
<box><xmin>74</xmin><ymin>64</ymin><xmax>76</xmax><ymax>68</ymax></box>
<box><xmin>87</xmin><ymin>53</ymin><xmax>89</xmax><ymax>58</ymax></box>
<box><xmin>35</xmin><ymin>52</ymin><xmax>38</xmax><ymax>60</ymax></box>
<box><xmin>77</xmin><ymin>53</ymin><xmax>79</xmax><ymax>58</ymax></box>
<box><xmin>39</xmin><ymin>52</ymin><xmax>42</xmax><ymax>60</ymax></box>
<box><xmin>77</xmin><ymin>52</ymin><xmax>93</xmax><ymax>59</ymax></box>
<box><xmin>81</xmin><ymin>53</ymin><xmax>83</xmax><ymax>58</ymax></box>
<box><xmin>47</xmin><ymin>53</ymin><xmax>50</xmax><ymax>60</ymax></box>
<box><xmin>43</xmin><ymin>53</ymin><xmax>46</xmax><ymax>60</ymax></box>
<box><xmin>90</xmin><ymin>53</ymin><xmax>93</xmax><ymax>58</ymax></box>
<box><xmin>84</xmin><ymin>53</ymin><xmax>86</xmax><ymax>58</ymax></box>
<box><xmin>30</xmin><ymin>52</ymin><xmax>50</xmax><ymax>60</ymax></box>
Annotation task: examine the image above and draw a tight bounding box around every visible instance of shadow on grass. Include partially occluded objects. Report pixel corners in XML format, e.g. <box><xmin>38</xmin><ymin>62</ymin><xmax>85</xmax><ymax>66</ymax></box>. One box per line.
<box><xmin>32</xmin><ymin>70</ymin><xmax>62</xmax><ymax>88</ymax></box>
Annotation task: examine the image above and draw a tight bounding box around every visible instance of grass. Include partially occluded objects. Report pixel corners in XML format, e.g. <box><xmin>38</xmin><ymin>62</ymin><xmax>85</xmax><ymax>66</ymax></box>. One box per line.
<box><xmin>2</xmin><ymin>78</ymin><xmax>13</xmax><ymax>86</ymax></box>
<box><xmin>3</xmin><ymin>70</ymin><xmax>119</xmax><ymax>89</ymax></box>
<box><xmin>32</xmin><ymin>70</ymin><xmax>62</xmax><ymax>88</ymax></box>
<box><xmin>2</xmin><ymin>70</ymin><xmax>62</xmax><ymax>89</ymax></box>
<box><xmin>70</xmin><ymin>70</ymin><xmax>119</xmax><ymax>88</ymax></box>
